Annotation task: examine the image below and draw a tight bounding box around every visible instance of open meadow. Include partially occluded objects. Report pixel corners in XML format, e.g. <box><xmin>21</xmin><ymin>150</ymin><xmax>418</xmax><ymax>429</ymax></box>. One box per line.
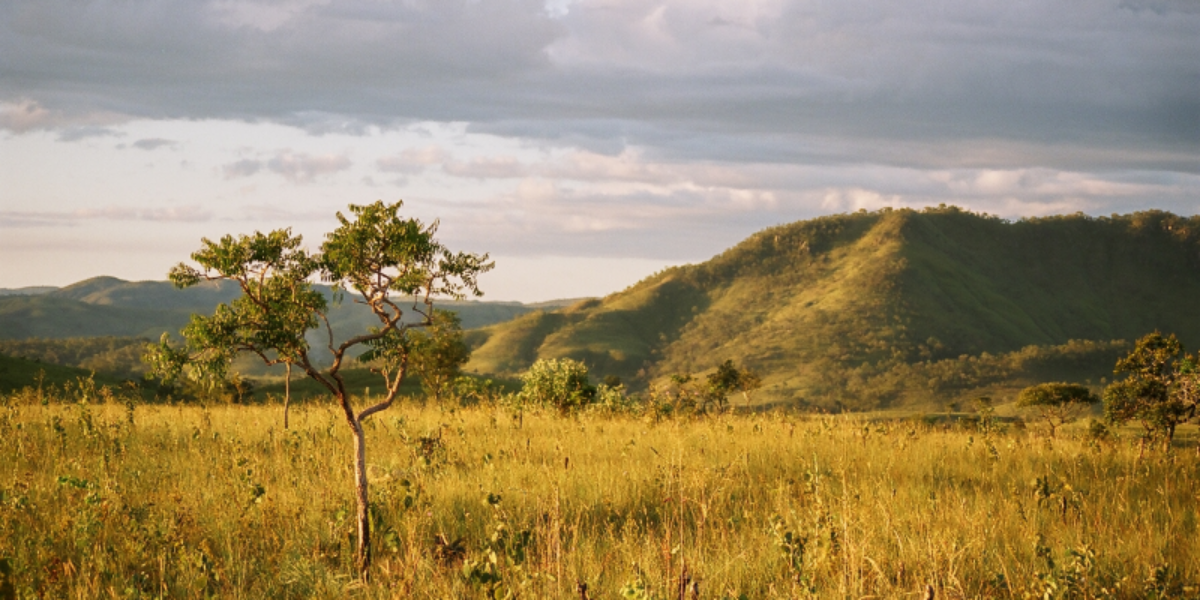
<box><xmin>2</xmin><ymin>391</ymin><xmax>1198</xmax><ymax>599</ymax></box>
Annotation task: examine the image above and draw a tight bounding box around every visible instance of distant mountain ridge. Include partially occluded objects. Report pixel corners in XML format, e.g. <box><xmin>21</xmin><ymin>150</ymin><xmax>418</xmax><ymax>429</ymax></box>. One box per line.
<box><xmin>0</xmin><ymin>275</ymin><xmax>579</xmax><ymax>341</ymax></box>
<box><xmin>465</xmin><ymin>207</ymin><xmax>1200</xmax><ymax>409</ymax></box>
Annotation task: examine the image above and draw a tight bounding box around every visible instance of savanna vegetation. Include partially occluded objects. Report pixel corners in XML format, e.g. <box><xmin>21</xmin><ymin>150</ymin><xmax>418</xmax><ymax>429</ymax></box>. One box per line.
<box><xmin>2</xmin><ymin>382</ymin><xmax>1198</xmax><ymax>599</ymax></box>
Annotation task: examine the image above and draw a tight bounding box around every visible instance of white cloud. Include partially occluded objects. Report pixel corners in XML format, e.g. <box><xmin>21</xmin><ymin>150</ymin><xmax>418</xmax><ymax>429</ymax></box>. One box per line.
<box><xmin>376</xmin><ymin>145</ymin><xmax>448</xmax><ymax>174</ymax></box>
<box><xmin>0</xmin><ymin>204</ymin><xmax>213</xmax><ymax>227</ymax></box>
<box><xmin>221</xmin><ymin>150</ymin><xmax>352</xmax><ymax>182</ymax></box>
<box><xmin>266</xmin><ymin>151</ymin><xmax>352</xmax><ymax>183</ymax></box>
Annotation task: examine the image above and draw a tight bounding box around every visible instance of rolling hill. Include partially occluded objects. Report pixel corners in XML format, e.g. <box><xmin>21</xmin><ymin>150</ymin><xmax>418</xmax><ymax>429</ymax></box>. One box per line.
<box><xmin>0</xmin><ymin>276</ymin><xmax>567</xmax><ymax>341</ymax></box>
<box><xmin>465</xmin><ymin>207</ymin><xmax>1200</xmax><ymax>410</ymax></box>
<box><xmin>0</xmin><ymin>276</ymin><xmax>577</xmax><ymax>380</ymax></box>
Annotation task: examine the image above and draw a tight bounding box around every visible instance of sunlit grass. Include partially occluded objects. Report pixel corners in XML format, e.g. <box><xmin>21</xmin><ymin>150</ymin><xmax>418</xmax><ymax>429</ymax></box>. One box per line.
<box><xmin>2</xmin><ymin>392</ymin><xmax>1198</xmax><ymax>598</ymax></box>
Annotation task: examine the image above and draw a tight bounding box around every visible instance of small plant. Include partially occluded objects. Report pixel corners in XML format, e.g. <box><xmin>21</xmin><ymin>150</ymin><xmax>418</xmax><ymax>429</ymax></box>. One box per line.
<box><xmin>767</xmin><ymin>514</ymin><xmax>808</xmax><ymax>584</ymax></box>
<box><xmin>461</xmin><ymin>493</ymin><xmax>536</xmax><ymax>599</ymax></box>
<box><xmin>619</xmin><ymin>565</ymin><xmax>659</xmax><ymax>600</ymax></box>
<box><xmin>408</xmin><ymin>309</ymin><xmax>471</xmax><ymax>404</ymax></box>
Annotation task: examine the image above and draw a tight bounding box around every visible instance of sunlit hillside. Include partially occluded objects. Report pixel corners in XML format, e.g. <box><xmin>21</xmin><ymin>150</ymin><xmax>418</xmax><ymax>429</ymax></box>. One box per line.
<box><xmin>466</xmin><ymin>207</ymin><xmax>1200</xmax><ymax>410</ymax></box>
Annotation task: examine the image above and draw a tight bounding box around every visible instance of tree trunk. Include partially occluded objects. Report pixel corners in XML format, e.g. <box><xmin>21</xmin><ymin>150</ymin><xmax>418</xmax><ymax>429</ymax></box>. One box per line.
<box><xmin>283</xmin><ymin>363</ymin><xmax>291</xmax><ymax>430</ymax></box>
<box><xmin>352</xmin><ymin>420</ymin><xmax>372</xmax><ymax>578</ymax></box>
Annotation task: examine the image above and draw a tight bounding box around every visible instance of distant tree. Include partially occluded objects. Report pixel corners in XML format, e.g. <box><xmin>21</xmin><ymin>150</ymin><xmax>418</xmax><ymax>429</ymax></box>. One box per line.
<box><xmin>405</xmin><ymin>309</ymin><xmax>470</xmax><ymax>404</ymax></box>
<box><xmin>144</xmin><ymin>200</ymin><xmax>492</xmax><ymax>578</ymax></box>
<box><xmin>1016</xmin><ymin>382</ymin><xmax>1099</xmax><ymax>437</ymax></box>
<box><xmin>518</xmin><ymin>358</ymin><xmax>596</xmax><ymax>413</ymax></box>
<box><xmin>1103</xmin><ymin>332</ymin><xmax>1198</xmax><ymax>448</ymax></box>
<box><xmin>705</xmin><ymin>360</ymin><xmax>763</xmax><ymax>410</ymax></box>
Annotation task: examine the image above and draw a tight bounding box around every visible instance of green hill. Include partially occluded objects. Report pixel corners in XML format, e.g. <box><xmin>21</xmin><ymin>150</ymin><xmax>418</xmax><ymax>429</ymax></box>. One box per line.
<box><xmin>465</xmin><ymin>207</ymin><xmax>1200</xmax><ymax>410</ymax></box>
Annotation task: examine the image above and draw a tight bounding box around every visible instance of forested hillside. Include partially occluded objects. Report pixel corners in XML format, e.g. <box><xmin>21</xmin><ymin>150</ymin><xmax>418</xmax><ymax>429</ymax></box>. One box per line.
<box><xmin>466</xmin><ymin>207</ymin><xmax>1200</xmax><ymax>409</ymax></box>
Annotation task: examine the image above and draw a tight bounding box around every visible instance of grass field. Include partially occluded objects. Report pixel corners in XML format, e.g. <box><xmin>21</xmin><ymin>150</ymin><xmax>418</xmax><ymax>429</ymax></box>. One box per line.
<box><xmin>2</xmin><ymin>391</ymin><xmax>1198</xmax><ymax>598</ymax></box>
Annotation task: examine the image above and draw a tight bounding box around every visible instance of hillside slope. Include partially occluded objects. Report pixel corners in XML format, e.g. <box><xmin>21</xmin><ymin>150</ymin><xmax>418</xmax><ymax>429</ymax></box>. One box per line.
<box><xmin>466</xmin><ymin>207</ymin><xmax>1200</xmax><ymax>409</ymax></box>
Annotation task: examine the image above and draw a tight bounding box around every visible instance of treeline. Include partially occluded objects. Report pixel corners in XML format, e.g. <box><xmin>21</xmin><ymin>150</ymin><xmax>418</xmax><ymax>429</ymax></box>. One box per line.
<box><xmin>804</xmin><ymin>339</ymin><xmax>1129</xmax><ymax>409</ymax></box>
<box><xmin>0</xmin><ymin>336</ymin><xmax>150</xmax><ymax>379</ymax></box>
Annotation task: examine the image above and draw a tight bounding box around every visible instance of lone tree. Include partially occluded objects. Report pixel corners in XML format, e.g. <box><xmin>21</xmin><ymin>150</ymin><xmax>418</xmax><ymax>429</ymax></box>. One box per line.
<box><xmin>1016</xmin><ymin>382</ymin><xmax>1099</xmax><ymax>437</ymax></box>
<box><xmin>408</xmin><ymin>308</ymin><xmax>470</xmax><ymax>404</ymax></box>
<box><xmin>145</xmin><ymin>200</ymin><xmax>492</xmax><ymax>577</ymax></box>
<box><xmin>1103</xmin><ymin>331</ymin><xmax>1198</xmax><ymax>448</ymax></box>
<box><xmin>705</xmin><ymin>359</ymin><xmax>762</xmax><ymax>410</ymax></box>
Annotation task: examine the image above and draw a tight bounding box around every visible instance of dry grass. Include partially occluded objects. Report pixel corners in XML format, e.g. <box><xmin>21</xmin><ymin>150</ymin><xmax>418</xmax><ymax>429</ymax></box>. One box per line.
<box><xmin>1</xmin><ymin>393</ymin><xmax>1198</xmax><ymax>598</ymax></box>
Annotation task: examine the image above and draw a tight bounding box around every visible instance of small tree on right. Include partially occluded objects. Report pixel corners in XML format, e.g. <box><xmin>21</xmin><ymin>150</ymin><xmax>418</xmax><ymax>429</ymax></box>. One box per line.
<box><xmin>1016</xmin><ymin>382</ymin><xmax>1099</xmax><ymax>437</ymax></box>
<box><xmin>407</xmin><ymin>308</ymin><xmax>470</xmax><ymax>404</ymax></box>
<box><xmin>1103</xmin><ymin>332</ymin><xmax>1198</xmax><ymax>448</ymax></box>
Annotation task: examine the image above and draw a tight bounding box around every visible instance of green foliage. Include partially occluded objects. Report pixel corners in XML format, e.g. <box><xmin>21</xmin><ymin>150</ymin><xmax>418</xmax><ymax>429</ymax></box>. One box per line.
<box><xmin>1104</xmin><ymin>332</ymin><xmax>1198</xmax><ymax>444</ymax></box>
<box><xmin>516</xmin><ymin>358</ymin><xmax>596</xmax><ymax>413</ymax></box>
<box><xmin>156</xmin><ymin>200</ymin><xmax>492</xmax><ymax>401</ymax></box>
<box><xmin>468</xmin><ymin>208</ymin><xmax>1200</xmax><ymax>410</ymax></box>
<box><xmin>1017</xmin><ymin>382</ymin><xmax>1099</xmax><ymax>437</ymax></box>
<box><xmin>704</xmin><ymin>360</ymin><xmax>762</xmax><ymax>409</ymax></box>
<box><xmin>405</xmin><ymin>310</ymin><xmax>471</xmax><ymax>403</ymax></box>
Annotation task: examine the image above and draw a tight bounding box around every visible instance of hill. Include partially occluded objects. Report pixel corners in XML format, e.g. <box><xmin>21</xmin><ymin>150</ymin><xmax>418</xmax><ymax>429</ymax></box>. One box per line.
<box><xmin>465</xmin><ymin>207</ymin><xmax>1200</xmax><ymax>409</ymax></box>
<box><xmin>0</xmin><ymin>276</ymin><xmax>577</xmax><ymax>381</ymax></box>
<box><xmin>0</xmin><ymin>276</ymin><xmax>567</xmax><ymax>341</ymax></box>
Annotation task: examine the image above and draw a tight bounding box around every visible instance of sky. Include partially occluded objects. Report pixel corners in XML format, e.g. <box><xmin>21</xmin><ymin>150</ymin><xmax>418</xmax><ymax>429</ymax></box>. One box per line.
<box><xmin>1</xmin><ymin>0</ymin><xmax>1198</xmax><ymax>302</ymax></box>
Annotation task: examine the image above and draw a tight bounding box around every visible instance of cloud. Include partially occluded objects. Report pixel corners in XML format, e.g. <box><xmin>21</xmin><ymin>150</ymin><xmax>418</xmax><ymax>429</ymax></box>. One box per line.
<box><xmin>443</xmin><ymin>155</ymin><xmax>529</xmax><ymax>179</ymax></box>
<box><xmin>0</xmin><ymin>99</ymin><xmax>127</xmax><ymax>137</ymax></box>
<box><xmin>222</xmin><ymin>151</ymin><xmax>352</xmax><ymax>182</ymax></box>
<box><xmin>0</xmin><ymin>0</ymin><xmax>1195</xmax><ymax>172</ymax></box>
<box><xmin>0</xmin><ymin>204</ymin><xmax>213</xmax><ymax>228</ymax></box>
<box><xmin>222</xmin><ymin>158</ymin><xmax>264</xmax><ymax>179</ymax></box>
<box><xmin>131</xmin><ymin>137</ymin><xmax>176</xmax><ymax>150</ymax></box>
<box><xmin>0</xmin><ymin>99</ymin><xmax>56</xmax><ymax>133</ymax></box>
<box><xmin>266</xmin><ymin>151</ymin><xmax>352</xmax><ymax>183</ymax></box>
<box><xmin>57</xmin><ymin>126</ymin><xmax>123</xmax><ymax>142</ymax></box>
<box><xmin>377</xmin><ymin>145</ymin><xmax>448</xmax><ymax>174</ymax></box>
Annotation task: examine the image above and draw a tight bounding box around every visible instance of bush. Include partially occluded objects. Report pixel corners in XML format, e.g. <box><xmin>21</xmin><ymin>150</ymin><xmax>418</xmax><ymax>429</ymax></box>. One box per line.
<box><xmin>517</xmin><ymin>358</ymin><xmax>596</xmax><ymax>413</ymax></box>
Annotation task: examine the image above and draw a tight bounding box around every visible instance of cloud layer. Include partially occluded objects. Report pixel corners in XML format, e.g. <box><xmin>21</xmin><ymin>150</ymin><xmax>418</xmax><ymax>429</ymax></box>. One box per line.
<box><xmin>3</xmin><ymin>0</ymin><xmax>1197</xmax><ymax>171</ymax></box>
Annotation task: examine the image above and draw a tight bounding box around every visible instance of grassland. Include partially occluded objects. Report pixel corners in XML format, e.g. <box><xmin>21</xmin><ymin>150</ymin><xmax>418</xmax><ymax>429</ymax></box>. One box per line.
<box><xmin>2</xmin><ymin>389</ymin><xmax>1198</xmax><ymax>598</ymax></box>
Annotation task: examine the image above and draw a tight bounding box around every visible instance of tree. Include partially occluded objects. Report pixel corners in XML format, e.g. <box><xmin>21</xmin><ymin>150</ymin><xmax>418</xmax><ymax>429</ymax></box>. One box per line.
<box><xmin>704</xmin><ymin>360</ymin><xmax>762</xmax><ymax>410</ymax></box>
<box><xmin>517</xmin><ymin>358</ymin><xmax>596</xmax><ymax>413</ymax></box>
<box><xmin>406</xmin><ymin>308</ymin><xmax>470</xmax><ymax>404</ymax></box>
<box><xmin>145</xmin><ymin>200</ymin><xmax>492</xmax><ymax>577</ymax></box>
<box><xmin>1016</xmin><ymin>382</ymin><xmax>1099</xmax><ymax>437</ymax></box>
<box><xmin>1103</xmin><ymin>332</ymin><xmax>1197</xmax><ymax>447</ymax></box>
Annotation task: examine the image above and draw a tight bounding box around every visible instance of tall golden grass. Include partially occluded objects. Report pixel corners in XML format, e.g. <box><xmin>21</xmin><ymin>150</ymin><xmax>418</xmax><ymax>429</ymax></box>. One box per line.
<box><xmin>1</xmin><ymin>392</ymin><xmax>1197</xmax><ymax>598</ymax></box>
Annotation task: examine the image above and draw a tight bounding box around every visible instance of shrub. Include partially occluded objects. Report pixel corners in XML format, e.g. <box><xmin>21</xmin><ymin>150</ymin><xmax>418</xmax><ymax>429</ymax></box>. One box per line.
<box><xmin>1016</xmin><ymin>382</ymin><xmax>1099</xmax><ymax>437</ymax></box>
<box><xmin>517</xmin><ymin>358</ymin><xmax>596</xmax><ymax>413</ymax></box>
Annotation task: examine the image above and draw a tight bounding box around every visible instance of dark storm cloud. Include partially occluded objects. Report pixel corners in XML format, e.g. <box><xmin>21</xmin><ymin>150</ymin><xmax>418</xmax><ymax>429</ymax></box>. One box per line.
<box><xmin>1</xmin><ymin>0</ymin><xmax>1197</xmax><ymax>172</ymax></box>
